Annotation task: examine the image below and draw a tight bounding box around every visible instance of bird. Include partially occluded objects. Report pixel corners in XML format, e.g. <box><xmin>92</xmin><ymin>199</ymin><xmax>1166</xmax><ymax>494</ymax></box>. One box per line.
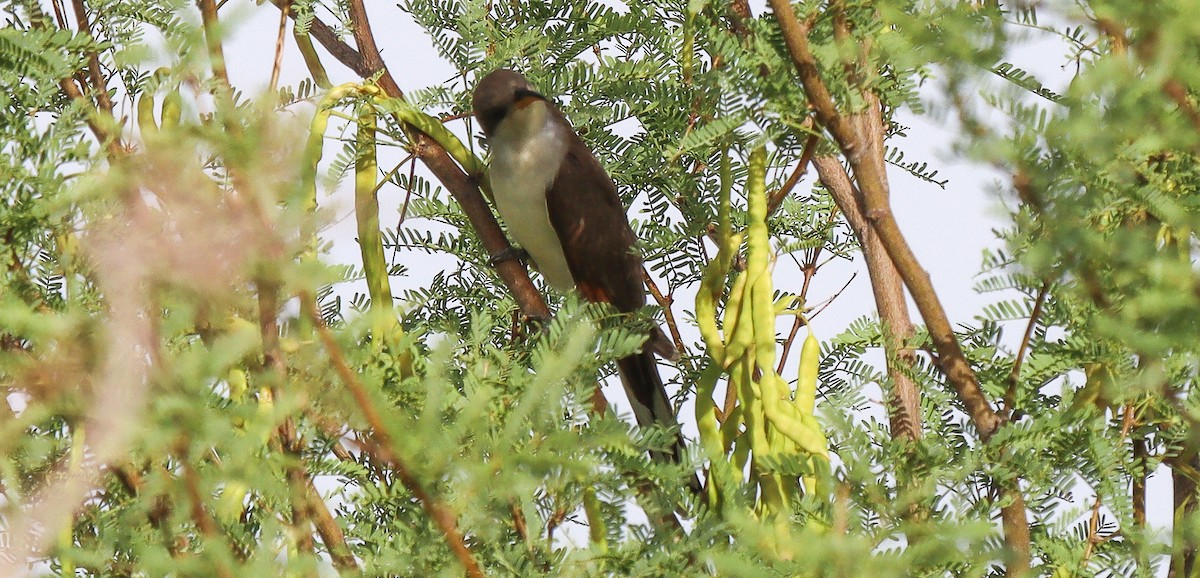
<box><xmin>471</xmin><ymin>68</ymin><xmax>692</xmax><ymax>471</ymax></box>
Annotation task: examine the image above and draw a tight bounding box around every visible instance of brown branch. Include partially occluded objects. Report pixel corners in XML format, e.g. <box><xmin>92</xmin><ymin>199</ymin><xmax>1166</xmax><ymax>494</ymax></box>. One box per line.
<box><xmin>769</xmin><ymin>1</ymin><xmax>1028</xmax><ymax>566</ymax></box>
<box><xmin>303</xmin><ymin>476</ymin><xmax>359</xmax><ymax>571</ymax></box>
<box><xmin>254</xmin><ymin>281</ymin><xmax>320</xmax><ymax>562</ymax></box>
<box><xmin>766</xmin><ymin>0</ymin><xmax>853</xmax><ymax>153</ymax></box>
<box><xmin>771</xmin><ymin>0</ymin><xmax>993</xmax><ymax>440</ymax></box>
<box><xmin>269</xmin><ymin>0</ymin><xmax>290</xmax><ymax>93</ymax></box>
<box><xmin>1002</xmin><ymin>281</ymin><xmax>1050</xmax><ymax>419</ymax></box>
<box><xmin>1163</xmin><ymin>79</ymin><xmax>1200</xmax><ymax>135</ymax></box>
<box><xmin>330</xmin><ymin>437</ymin><xmax>355</xmax><ymax>463</ymax></box>
<box><xmin>812</xmin><ymin>156</ymin><xmax>921</xmax><ymax>441</ymax></box>
<box><xmin>509</xmin><ymin>501</ymin><xmax>531</xmax><ymax>546</ymax></box>
<box><xmin>68</xmin><ymin>0</ymin><xmax>113</xmax><ymax>117</ymax></box>
<box><xmin>305</xmin><ymin>410</ymin><xmax>395</xmax><ymax>487</ymax></box>
<box><xmin>181</xmin><ymin>461</ymin><xmax>237</xmax><ymax>578</ymax></box>
<box><xmin>34</xmin><ymin>0</ymin><xmax>124</xmax><ymax>156</ymax></box>
<box><xmin>300</xmin><ymin>294</ymin><xmax>485</xmax><ymax>578</ymax></box>
<box><xmin>776</xmin><ymin>263</ymin><xmax>816</xmax><ymax>375</ymax></box>
<box><xmin>766</xmin><ymin>132</ymin><xmax>819</xmax><ymax>216</ymax></box>
<box><xmin>196</xmin><ymin>0</ymin><xmax>229</xmax><ymax>87</ymax></box>
<box><xmin>58</xmin><ymin>76</ymin><xmax>124</xmax><ymax>156</ymax></box>
<box><xmin>182</xmin><ymin>462</ymin><xmax>221</xmax><ymax>539</ymax></box>
<box><xmin>642</xmin><ymin>267</ymin><xmax>687</xmax><ymax>357</ymax></box>
<box><xmin>1080</xmin><ymin>495</ymin><xmax>1104</xmax><ymax>567</ymax></box>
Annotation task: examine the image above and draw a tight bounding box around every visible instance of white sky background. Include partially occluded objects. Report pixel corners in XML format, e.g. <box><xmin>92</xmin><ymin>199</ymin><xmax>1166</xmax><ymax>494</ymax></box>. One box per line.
<box><xmin>208</xmin><ymin>0</ymin><xmax>1174</xmax><ymax>568</ymax></box>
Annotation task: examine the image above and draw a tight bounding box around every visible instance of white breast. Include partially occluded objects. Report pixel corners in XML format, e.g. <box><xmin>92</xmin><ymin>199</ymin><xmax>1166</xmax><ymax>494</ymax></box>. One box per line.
<box><xmin>488</xmin><ymin>101</ymin><xmax>576</xmax><ymax>291</ymax></box>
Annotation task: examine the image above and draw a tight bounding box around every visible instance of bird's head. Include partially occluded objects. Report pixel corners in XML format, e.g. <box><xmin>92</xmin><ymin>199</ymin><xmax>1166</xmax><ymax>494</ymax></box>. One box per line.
<box><xmin>471</xmin><ymin>69</ymin><xmax>547</xmax><ymax>138</ymax></box>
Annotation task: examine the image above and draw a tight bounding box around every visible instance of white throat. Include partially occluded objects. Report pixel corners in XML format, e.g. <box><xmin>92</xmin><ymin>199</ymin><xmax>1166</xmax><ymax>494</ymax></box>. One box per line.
<box><xmin>488</xmin><ymin>101</ymin><xmax>576</xmax><ymax>291</ymax></box>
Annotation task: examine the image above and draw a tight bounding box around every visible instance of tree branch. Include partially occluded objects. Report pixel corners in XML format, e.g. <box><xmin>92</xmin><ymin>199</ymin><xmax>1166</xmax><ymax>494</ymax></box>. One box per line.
<box><xmin>766</xmin><ymin>132</ymin><xmax>819</xmax><ymax>216</ymax></box>
<box><xmin>196</xmin><ymin>0</ymin><xmax>229</xmax><ymax>87</ymax></box>
<box><xmin>68</xmin><ymin>0</ymin><xmax>113</xmax><ymax>117</ymax></box>
<box><xmin>768</xmin><ymin>1</ymin><xmax>1028</xmax><ymax>569</ymax></box>
<box><xmin>768</xmin><ymin>0</ymin><xmax>998</xmax><ymax>440</ymax></box>
<box><xmin>254</xmin><ymin>280</ymin><xmax>322</xmax><ymax>562</ymax></box>
<box><xmin>181</xmin><ymin>460</ymin><xmax>237</xmax><ymax>578</ymax></box>
<box><xmin>301</xmin><ymin>294</ymin><xmax>485</xmax><ymax>578</ymax></box>
<box><xmin>269</xmin><ymin>0</ymin><xmax>289</xmax><ymax>93</ymax></box>
<box><xmin>642</xmin><ymin>267</ymin><xmax>687</xmax><ymax>357</ymax></box>
<box><xmin>303</xmin><ymin>476</ymin><xmax>359</xmax><ymax>571</ymax></box>
<box><xmin>1002</xmin><ymin>281</ymin><xmax>1050</xmax><ymax>418</ymax></box>
<box><xmin>812</xmin><ymin>155</ymin><xmax>921</xmax><ymax>441</ymax></box>
<box><xmin>31</xmin><ymin>0</ymin><xmax>123</xmax><ymax>156</ymax></box>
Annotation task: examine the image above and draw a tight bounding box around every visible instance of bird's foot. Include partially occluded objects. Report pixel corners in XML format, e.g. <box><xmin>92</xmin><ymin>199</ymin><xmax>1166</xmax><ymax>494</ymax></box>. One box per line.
<box><xmin>523</xmin><ymin>312</ymin><xmax>550</xmax><ymax>332</ymax></box>
<box><xmin>488</xmin><ymin>246</ymin><xmax>530</xmax><ymax>267</ymax></box>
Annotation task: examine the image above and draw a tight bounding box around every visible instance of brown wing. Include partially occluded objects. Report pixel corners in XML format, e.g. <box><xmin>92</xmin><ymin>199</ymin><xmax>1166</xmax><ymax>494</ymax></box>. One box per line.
<box><xmin>544</xmin><ymin>121</ymin><xmax>646</xmax><ymax>315</ymax></box>
<box><xmin>545</xmin><ymin>111</ymin><xmax>695</xmax><ymax>489</ymax></box>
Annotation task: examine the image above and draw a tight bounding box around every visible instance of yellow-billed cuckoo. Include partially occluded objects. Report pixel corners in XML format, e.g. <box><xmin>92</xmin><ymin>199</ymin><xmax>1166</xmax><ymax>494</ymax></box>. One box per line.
<box><xmin>472</xmin><ymin>69</ymin><xmax>689</xmax><ymax>466</ymax></box>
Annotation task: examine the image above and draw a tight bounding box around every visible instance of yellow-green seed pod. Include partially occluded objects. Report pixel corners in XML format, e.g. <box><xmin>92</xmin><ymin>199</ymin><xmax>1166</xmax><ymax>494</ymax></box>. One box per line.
<box><xmin>160</xmin><ymin>89</ymin><xmax>182</xmax><ymax>130</ymax></box>
<box><xmin>794</xmin><ymin>329</ymin><xmax>819</xmax><ymax>415</ymax></box>
<box><xmin>227</xmin><ymin>368</ymin><xmax>248</xmax><ymax>402</ymax></box>
<box><xmin>137</xmin><ymin>92</ymin><xmax>158</xmax><ymax>137</ymax></box>
<box><xmin>216</xmin><ymin>481</ymin><xmax>248</xmax><ymax>525</ymax></box>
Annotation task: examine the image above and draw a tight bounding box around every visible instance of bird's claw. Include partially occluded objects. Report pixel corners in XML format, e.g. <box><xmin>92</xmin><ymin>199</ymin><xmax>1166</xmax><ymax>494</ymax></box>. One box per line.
<box><xmin>488</xmin><ymin>246</ymin><xmax>530</xmax><ymax>267</ymax></box>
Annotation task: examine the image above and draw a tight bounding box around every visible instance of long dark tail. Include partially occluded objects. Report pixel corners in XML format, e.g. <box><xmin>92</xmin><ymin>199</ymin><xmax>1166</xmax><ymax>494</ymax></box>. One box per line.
<box><xmin>615</xmin><ymin>350</ymin><xmax>702</xmax><ymax>492</ymax></box>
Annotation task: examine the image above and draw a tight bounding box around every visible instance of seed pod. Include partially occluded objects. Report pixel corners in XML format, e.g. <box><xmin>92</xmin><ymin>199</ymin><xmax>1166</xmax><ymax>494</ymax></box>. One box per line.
<box><xmin>137</xmin><ymin>92</ymin><xmax>158</xmax><ymax>137</ymax></box>
<box><xmin>160</xmin><ymin>89</ymin><xmax>182</xmax><ymax>130</ymax></box>
<box><xmin>794</xmin><ymin>328</ymin><xmax>819</xmax><ymax>415</ymax></box>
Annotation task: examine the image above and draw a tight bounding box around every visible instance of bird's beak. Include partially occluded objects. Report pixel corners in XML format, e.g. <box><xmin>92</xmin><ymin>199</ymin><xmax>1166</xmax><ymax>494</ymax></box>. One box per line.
<box><xmin>513</xmin><ymin>88</ymin><xmax>546</xmax><ymax>110</ymax></box>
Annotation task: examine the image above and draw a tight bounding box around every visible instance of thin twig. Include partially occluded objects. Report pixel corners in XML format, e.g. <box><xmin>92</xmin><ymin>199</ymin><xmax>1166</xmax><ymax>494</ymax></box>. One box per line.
<box><xmin>181</xmin><ymin>461</ymin><xmax>237</xmax><ymax>578</ymax></box>
<box><xmin>440</xmin><ymin>112</ymin><xmax>473</xmax><ymax>123</ymax></box>
<box><xmin>1079</xmin><ymin>405</ymin><xmax>1140</xmax><ymax>568</ymax></box>
<box><xmin>269</xmin><ymin>0</ymin><xmax>290</xmax><ymax>93</ymax></box>
<box><xmin>386</xmin><ymin>152</ymin><xmax>419</xmax><ymax>265</ymax></box>
<box><xmin>1002</xmin><ymin>281</ymin><xmax>1050</xmax><ymax>419</ymax></box>
<box><xmin>1080</xmin><ymin>496</ymin><xmax>1104</xmax><ymax>565</ymax></box>
<box><xmin>766</xmin><ymin>132</ymin><xmax>820</xmax><ymax>216</ymax></box>
<box><xmin>807</xmin><ymin>272</ymin><xmax>856</xmax><ymax>321</ymax></box>
<box><xmin>642</xmin><ymin>267</ymin><xmax>687</xmax><ymax>357</ymax></box>
<box><xmin>69</xmin><ymin>0</ymin><xmax>114</xmax><ymax>116</ymax></box>
<box><xmin>776</xmin><ymin>264</ymin><xmax>816</xmax><ymax>375</ymax></box>
<box><xmin>50</xmin><ymin>0</ymin><xmax>69</xmax><ymax>28</ymax></box>
<box><xmin>300</xmin><ymin>293</ymin><xmax>485</xmax><ymax>578</ymax></box>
